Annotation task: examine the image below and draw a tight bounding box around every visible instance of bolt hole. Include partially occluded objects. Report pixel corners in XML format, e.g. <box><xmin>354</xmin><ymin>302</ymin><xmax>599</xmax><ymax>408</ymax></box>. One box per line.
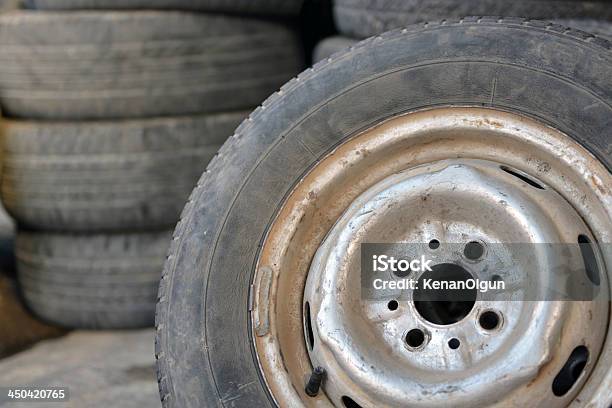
<box><xmin>304</xmin><ymin>302</ymin><xmax>315</xmax><ymax>351</ymax></box>
<box><xmin>552</xmin><ymin>346</ymin><xmax>589</xmax><ymax>396</ymax></box>
<box><xmin>405</xmin><ymin>329</ymin><xmax>425</xmax><ymax>348</ymax></box>
<box><xmin>578</xmin><ymin>234</ymin><xmax>600</xmax><ymax>286</ymax></box>
<box><xmin>464</xmin><ymin>241</ymin><xmax>484</xmax><ymax>260</ymax></box>
<box><xmin>428</xmin><ymin>239</ymin><xmax>440</xmax><ymax>250</ymax></box>
<box><xmin>448</xmin><ymin>338</ymin><xmax>460</xmax><ymax>349</ymax></box>
<box><xmin>387</xmin><ymin>300</ymin><xmax>399</xmax><ymax>311</ymax></box>
<box><xmin>491</xmin><ymin>274</ymin><xmax>503</xmax><ymax>283</ymax></box>
<box><xmin>342</xmin><ymin>396</ymin><xmax>363</xmax><ymax>408</ymax></box>
<box><xmin>392</xmin><ymin>264</ymin><xmax>411</xmax><ymax>278</ymax></box>
<box><xmin>479</xmin><ymin>310</ymin><xmax>500</xmax><ymax>330</ymax></box>
<box><xmin>500</xmin><ymin>166</ymin><xmax>545</xmax><ymax>189</ymax></box>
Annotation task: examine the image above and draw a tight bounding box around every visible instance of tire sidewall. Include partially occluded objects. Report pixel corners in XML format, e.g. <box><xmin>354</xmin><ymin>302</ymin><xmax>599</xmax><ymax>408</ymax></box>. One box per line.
<box><xmin>158</xmin><ymin>21</ymin><xmax>611</xmax><ymax>407</ymax></box>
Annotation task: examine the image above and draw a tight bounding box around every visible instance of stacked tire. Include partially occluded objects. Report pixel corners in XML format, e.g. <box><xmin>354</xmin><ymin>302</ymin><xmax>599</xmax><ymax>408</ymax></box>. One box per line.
<box><xmin>0</xmin><ymin>2</ymin><xmax>304</xmax><ymax>329</ymax></box>
<box><xmin>314</xmin><ymin>0</ymin><xmax>612</xmax><ymax>62</ymax></box>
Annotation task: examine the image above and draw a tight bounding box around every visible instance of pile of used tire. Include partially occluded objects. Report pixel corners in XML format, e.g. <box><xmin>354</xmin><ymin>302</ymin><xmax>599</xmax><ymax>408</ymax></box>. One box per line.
<box><xmin>0</xmin><ymin>0</ymin><xmax>304</xmax><ymax>329</ymax></box>
<box><xmin>314</xmin><ymin>0</ymin><xmax>612</xmax><ymax>62</ymax></box>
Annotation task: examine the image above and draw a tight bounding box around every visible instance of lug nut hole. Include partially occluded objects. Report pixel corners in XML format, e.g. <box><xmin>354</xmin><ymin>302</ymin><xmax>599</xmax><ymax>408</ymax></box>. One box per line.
<box><xmin>392</xmin><ymin>266</ymin><xmax>411</xmax><ymax>278</ymax></box>
<box><xmin>448</xmin><ymin>338</ymin><xmax>460</xmax><ymax>349</ymax></box>
<box><xmin>479</xmin><ymin>310</ymin><xmax>501</xmax><ymax>330</ymax></box>
<box><xmin>405</xmin><ymin>329</ymin><xmax>426</xmax><ymax>348</ymax></box>
<box><xmin>428</xmin><ymin>239</ymin><xmax>440</xmax><ymax>250</ymax></box>
<box><xmin>464</xmin><ymin>241</ymin><xmax>484</xmax><ymax>260</ymax></box>
<box><xmin>387</xmin><ymin>300</ymin><xmax>399</xmax><ymax>311</ymax></box>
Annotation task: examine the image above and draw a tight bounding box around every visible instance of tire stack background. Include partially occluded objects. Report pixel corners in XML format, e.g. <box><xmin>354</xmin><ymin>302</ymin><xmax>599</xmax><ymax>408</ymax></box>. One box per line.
<box><xmin>314</xmin><ymin>0</ymin><xmax>612</xmax><ymax>62</ymax></box>
<box><xmin>0</xmin><ymin>0</ymin><xmax>304</xmax><ymax>329</ymax></box>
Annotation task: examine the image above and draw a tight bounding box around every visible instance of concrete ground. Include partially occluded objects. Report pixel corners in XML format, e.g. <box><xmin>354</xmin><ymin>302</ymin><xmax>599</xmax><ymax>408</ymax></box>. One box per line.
<box><xmin>0</xmin><ymin>330</ymin><xmax>160</xmax><ymax>407</ymax></box>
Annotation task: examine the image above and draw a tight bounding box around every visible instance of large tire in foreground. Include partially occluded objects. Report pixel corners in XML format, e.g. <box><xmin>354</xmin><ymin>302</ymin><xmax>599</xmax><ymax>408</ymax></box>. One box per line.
<box><xmin>334</xmin><ymin>0</ymin><xmax>612</xmax><ymax>38</ymax></box>
<box><xmin>312</xmin><ymin>36</ymin><xmax>358</xmax><ymax>63</ymax></box>
<box><xmin>0</xmin><ymin>11</ymin><xmax>302</xmax><ymax>120</ymax></box>
<box><xmin>155</xmin><ymin>18</ymin><xmax>611</xmax><ymax>408</ymax></box>
<box><xmin>1</xmin><ymin>112</ymin><xmax>246</xmax><ymax>232</ymax></box>
<box><xmin>555</xmin><ymin>18</ymin><xmax>612</xmax><ymax>40</ymax></box>
<box><xmin>0</xmin><ymin>0</ymin><xmax>18</xmax><ymax>10</ymax></box>
<box><xmin>313</xmin><ymin>23</ymin><xmax>611</xmax><ymax>63</ymax></box>
<box><xmin>18</xmin><ymin>230</ymin><xmax>170</xmax><ymax>329</ymax></box>
<box><xmin>23</xmin><ymin>0</ymin><xmax>304</xmax><ymax>16</ymax></box>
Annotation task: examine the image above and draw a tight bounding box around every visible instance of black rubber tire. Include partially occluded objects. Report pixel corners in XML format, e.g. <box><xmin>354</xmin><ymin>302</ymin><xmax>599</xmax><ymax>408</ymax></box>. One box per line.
<box><xmin>155</xmin><ymin>18</ymin><xmax>611</xmax><ymax>407</ymax></box>
<box><xmin>0</xmin><ymin>11</ymin><xmax>303</xmax><ymax>120</ymax></box>
<box><xmin>1</xmin><ymin>112</ymin><xmax>247</xmax><ymax>232</ymax></box>
<box><xmin>555</xmin><ymin>18</ymin><xmax>612</xmax><ymax>39</ymax></box>
<box><xmin>23</xmin><ymin>0</ymin><xmax>304</xmax><ymax>16</ymax></box>
<box><xmin>312</xmin><ymin>36</ymin><xmax>358</xmax><ymax>63</ymax></box>
<box><xmin>18</xmin><ymin>230</ymin><xmax>170</xmax><ymax>329</ymax></box>
<box><xmin>311</xmin><ymin>23</ymin><xmax>612</xmax><ymax>62</ymax></box>
<box><xmin>334</xmin><ymin>0</ymin><xmax>612</xmax><ymax>38</ymax></box>
<box><xmin>0</xmin><ymin>0</ymin><xmax>19</xmax><ymax>10</ymax></box>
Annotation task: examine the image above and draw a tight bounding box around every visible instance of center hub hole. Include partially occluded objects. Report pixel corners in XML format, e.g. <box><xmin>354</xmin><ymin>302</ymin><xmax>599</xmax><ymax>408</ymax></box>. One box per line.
<box><xmin>413</xmin><ymin>263</ymin><xmax>477</xmax><ymax>325</ymax></box>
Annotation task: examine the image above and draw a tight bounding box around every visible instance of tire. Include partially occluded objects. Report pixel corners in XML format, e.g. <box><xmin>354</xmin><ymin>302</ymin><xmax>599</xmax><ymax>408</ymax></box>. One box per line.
<box><xmin>334</xmin><ymin>0</ymin><xmax>612</xmax><ymax>38</ymax></box>
<box><xmin>0</xmin><ymin>0</ymin><xmax>19</xmax><ymax>10</ymax></box>
<box><xmin>1</xmin><ymin>112</ymin><xmax>247</xmax><ymax>232</ymax></box>
<box><xmin>312</xmin><ymin>36</ymin><xmax>358</xmax><ymax>63</ymax></box>
<box><xmin>554</xmin><ymin>19</ymin><xmax>612</xmax><ymax>39</ymax></box>
<box><xmin>155</xmin><ymin>18</ymin><xmax>611</xmax><ymax>407</ymax></box>
<box><xmin>0</xmin><ymin>11</ymin><xmax>303</xmax><ymax>120</ymax></box>
<box><xmin>17</xmin><ymin>230</ymin><xmax>170</xmax><ymax>329</ymax></box>
<box><xmin>23</xmin><ymin>0</ymin><xmax>304</xmax><ymax>16</ymax></box>
<box><xmin>312</xmin><ymin>24</ymin><xmax>612</xmax><ymax>63</ymax></box>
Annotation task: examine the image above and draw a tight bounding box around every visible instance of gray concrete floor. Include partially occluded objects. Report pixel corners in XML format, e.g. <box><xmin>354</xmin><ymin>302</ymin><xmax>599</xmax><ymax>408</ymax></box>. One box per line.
<box><xmin>0</xmin><ymin>330</ymin><xmax>160</xmax><ymax>407</ymax></box>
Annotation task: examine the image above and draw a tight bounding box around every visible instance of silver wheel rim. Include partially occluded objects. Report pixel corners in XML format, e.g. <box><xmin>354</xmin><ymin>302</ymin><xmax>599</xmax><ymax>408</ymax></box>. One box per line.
<box><xmin>250</xmin><ymin>107</ymin><xmax>611</xmax><ymax>407</ymax></box>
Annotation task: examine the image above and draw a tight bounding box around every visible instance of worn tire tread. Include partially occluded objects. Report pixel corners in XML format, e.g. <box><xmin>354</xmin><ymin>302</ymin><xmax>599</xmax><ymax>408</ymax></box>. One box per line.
<box><xmin>18</xmin><ymin>230</ymin><xmax>171</xmax><ymax>329</ymax></box>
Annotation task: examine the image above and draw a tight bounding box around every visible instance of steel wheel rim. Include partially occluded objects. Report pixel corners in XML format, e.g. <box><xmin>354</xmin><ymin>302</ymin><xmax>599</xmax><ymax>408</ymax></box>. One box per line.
<box><xmin>250</xmin><ymin>107</ymin><xmax>611</xmax><ymax>407</ymax></box>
